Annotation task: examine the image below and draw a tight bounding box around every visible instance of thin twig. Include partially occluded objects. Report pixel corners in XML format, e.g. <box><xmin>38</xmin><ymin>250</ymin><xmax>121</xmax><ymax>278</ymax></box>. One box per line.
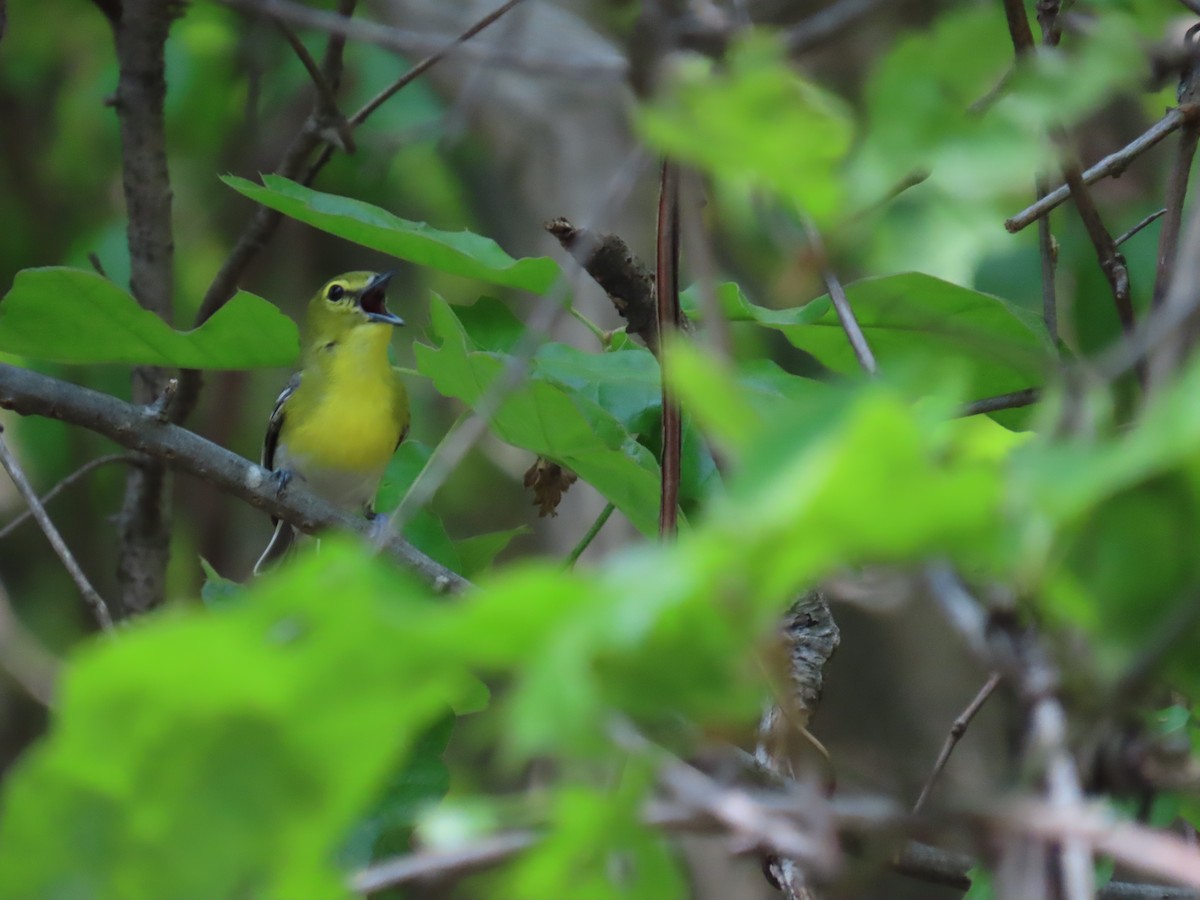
<box><xmin>1006</xmin><ymin>108</ymin><xmax>1189</xmax><ymax>233</ymax></box>
<box><xmin>804</xmin><ymin>221</ymin><xmax>878</xmax><ymax>376</ymax></box>
<box><xmin>784</xmin><ymin>0</ymin><xmax>884</xmax><ymax>54</ymax></box>
<box><xmin>656</xmin><ymin>159</ymin><xmax>682</xmax><ymax>538</ymax></box>
<box><xmin>957</xmin><ymin>387</ymin><xmax>1041</xmax><ymax>418</ymax></box>
<box><xmin>1118</xmin><ymin>209</ymin><xmax>1168</xmax><ymax>247</ymax></box>
<box><xmin>274</xmin><ymin>18</ymin><xmax>356</xmax><ymax>152</ymax></box>
<box><xmin>912</xmin><ymin>672</ymin><xmax>1002</xmax><ymax>813</ymax></box>
<box><xmin>0</xmin><ymin>453</ymin><xmax>139</xmax><ymax>541</ymax></box>
<box><xmin>564</xmin><ymin>502</ymin><xmax>615</xmax><ymax>568</ymax></box>
<box><xmin>1036</xmin><ymin>179</ymin><xmax>1060</xmax><ymax>345</ymax></box>
<box><xmin>353</xmin><ymin>832</ymin><xmax>539</xmax><ymax>893</ymax></box>
<box><xmin>214</xmin><ymin>0</ymin><xmax>616</xmax><ymax>81</ymax></box>
<box><xmin>347</xmin><ymin>0</ymin><xmax>523</xmax><ymax>129</ymax></box>
<box><xmin>1152</xmin><ymin>37</ymin><xmax>1200</xmax><ymax>309</ymax></box>
<box><xmin>1062</xmin><ymin>156</ymin><xmax>1135</xmax><ymax>336</ymax></box>
<box><xmin>0</xmin><ymin>429</ymin><xmax>113</xmax><ymax>628</ymax></box>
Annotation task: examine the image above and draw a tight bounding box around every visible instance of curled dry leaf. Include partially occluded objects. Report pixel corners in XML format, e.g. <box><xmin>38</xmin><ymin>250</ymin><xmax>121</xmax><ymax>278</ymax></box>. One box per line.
<box><xmin>522</xmin><ymin>457</ymin><xmax>578</xmax><ymax>517</ymax></box>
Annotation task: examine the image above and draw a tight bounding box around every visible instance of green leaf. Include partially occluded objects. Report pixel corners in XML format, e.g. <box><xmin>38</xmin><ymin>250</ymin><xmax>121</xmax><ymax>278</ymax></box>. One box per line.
<box><xmin>415</xmin><ymin>297</ymin><xmax>664</xmax><ymax>535</ymax></box>
<box><xmin>639</xmin><ymin>34</ymin><xmax>852</xmax><ymax>224</ymax></box>
<box><xmin>0</xmin><ymin>268</ymin><xmax>298</xmax><ymax>368</ymax></box>
<box><xmin>713</xmin><ymin>275</ymin><xmax>1051</xmax><ymax>423</ymax></box>
<box><xmin>223</xmin><ymin>175</ymin><xmax>561</xmax><ymax>293</ymax></box>
<box><xmin>0</xmin><ymin>544</ymin><xmax>472</xmax><ymax>900</ymax></box>
<box><xmin>375</xmin><ymin>441</ymin><xmax>462</xmax><ymax>572</ymax></box>
<box><xmin>456</xmin><ymin>526</ymin><xmax>529</xmax><ymax>577</ymax></box>
<box><xmin>198</xmin><ymin>558</ymin><xmax>243</xmax><ymax>609</ymax></box>
<box><xmin>341</xmin><ymin>715</ymin><xmax>454</xmax><ymax>871</ymax></box>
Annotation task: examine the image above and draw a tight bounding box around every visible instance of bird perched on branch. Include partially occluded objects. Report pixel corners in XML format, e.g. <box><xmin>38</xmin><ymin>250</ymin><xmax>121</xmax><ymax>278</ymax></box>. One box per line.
<box><xmin>254</xmin><ymin>270</ymin><xmax>409</xmax><ymax>574</ymax></box>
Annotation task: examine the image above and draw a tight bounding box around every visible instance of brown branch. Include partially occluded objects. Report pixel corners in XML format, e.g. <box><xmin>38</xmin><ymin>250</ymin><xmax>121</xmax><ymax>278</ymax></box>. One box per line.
<box><xmin>958</xmin><ymin>388</ymin><xmax>1041</xmax><ymax>418</ymax></box>
<box><xmin>214</xmin><ymin>0</ymin><xmax>604</xmax><ymax>80</ymax></box>
<box><xmin>0</xmin><ymin>453</ymin><xmax>140</xmax><ymax>541</ymax></box>
<box><xmin>656</xmin><ymin>160</ymin><xmax>682</xmax><ymax>538</ymax></box>
<box><xmin>1153</xmin><ymin>35</ymin><xmax>1200</xmax><ymax>309</ymax></box>
<box><xmin>912</xmin><ymin>672</ymin><xmax>1001</xmax><ymax>813</ymax></box>
<box><xmin>544</xmin><ymin>218</ymin><xmax>664</xmax><ymax>352</ymax></box>
<box><xmin>1118</xmin><ymin>209</ymin><xmax>1168</xmax><ymax>247</ymax></box>
<box><xmin>0</xmin><ymin>364</ymin><xmax>470</xmax><ymax>594</ymax></box>
<box><xmin>1001</xmin><ymin>0</ymin><xmax>1036</xmax><ymax>56</ymax></box>
<box><xmin>107</xmin><ymin>0</ymin><xmax>180</xmax><ymax>617</ymax></box>
<box><xmin>274</xmin><ymin>19</ymin><xmax>356</xmax><ymax>152</ymax></box>
<box><xmin>1006</xmin><ymin>108</ymin><xmax>1189</xmax><ymax>233</ymax></box>
<box><xmin>1063</xmin><ymin>157</ymin><xmax>1136</xmax><ymax>336</ymax></box>
<box><xmin>0</xmin><ymin>429</ymin><xmax>113</xmax><ymax>629</ymax></box>
<box><xmin>1036</xmin><ymin>178</ymin><xmax>1060</xmax><ymax>345</ymax></box>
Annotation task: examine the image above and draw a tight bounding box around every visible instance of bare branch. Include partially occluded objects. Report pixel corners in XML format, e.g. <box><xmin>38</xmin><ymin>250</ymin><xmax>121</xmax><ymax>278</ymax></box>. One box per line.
<box><xmin>1000</xmin><ymin>0</ymin><xmax>1036</xmax><ymax>57</ymax></box>
<box><xmin>1152</xmin><ymin>36</ymin><xmax>1200</xmax><ymax>309</ymax></box>
<box><xmin>352</xmin><ymin>831</ymin><xmax>538</xmax><ymax>893</ymax></box>
<box><xmin>1006</xmin><ymin>108</ymin><xmax>1189</xmax><ymax>233</ymax></box>
<box><xmin>784</xmin><ymin>0</ymin><xmax>884</xmax><ymax>54</ymax></box>
<box><xmin>0</xmin><ymin>454</ymin><xmax>139</xmax><ymax>541</ymax></box>
<box><xmin>804</xmin><ymin>221</ymin><xmax>878</xmax><ymax>376</ymax></box>
<box><xmin>656</xmin><ymin>160</ymin><xmax>682</xmax><ymax>537</ymax></box>
<box><xmin>0</xmin><ymin>429</ymin><xmax>113</xmax><ymax>629</ymax></box>
<box><xmin>1063</xmin><ymin>156</ymin><xmax>1135</xmax><ymax>336</ymax></box>
<box><xmin>274</xmin><ymin>19</ymin><xmax>356</xmax><ymax>152</ymax></box>
<box><xmin>215</xmin><ymin>0</ymin><xmax>608</xmax><ymax>81</ymax></box>
<box><xmin>108</xmin><ymin>0</ymin><xmax>179</xmax><ymax>616</ymax></box>
<box><xmin>912</xmin><ymin>672</ymin><xmax>1002</xmax><ymax>813</ymax></box>
<box><xmin>957</xmin><ymin>388</ymin><xmax>1040</xmax><ymax>418</ymax></box>
<box><xmin>1118</xmin><ymin>209</ymin><xmax>1168</xmax><ymax>247</ymax></box>
<box><xmin>0</xmin><ymin>364</ymin><xmax>469</xmax><ymax>594</ymax></box>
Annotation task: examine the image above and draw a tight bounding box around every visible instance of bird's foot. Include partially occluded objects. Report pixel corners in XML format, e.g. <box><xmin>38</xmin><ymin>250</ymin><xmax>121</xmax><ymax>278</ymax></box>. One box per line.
<box><xmin>271</xmin><ymin>468</ymin><xmax>294</xmax><ymax>498</ymax></box>
<box><xmin>365</xmin><ymin>510</ymin><xmax>394</xmax><ymax>548</ymax></box>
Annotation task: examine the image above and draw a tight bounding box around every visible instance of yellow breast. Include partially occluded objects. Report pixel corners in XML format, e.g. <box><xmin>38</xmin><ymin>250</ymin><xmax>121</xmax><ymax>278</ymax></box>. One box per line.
<box><xmin>283</xmin><ymin>328</ymin><xmax>409</xmax><ymax>474</ymax></box>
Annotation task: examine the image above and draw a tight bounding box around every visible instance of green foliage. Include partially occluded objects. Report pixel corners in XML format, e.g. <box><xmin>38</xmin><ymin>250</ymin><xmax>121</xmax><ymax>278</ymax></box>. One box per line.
<box><xmin>0</xmin><ymin>268</ymin><xmax>298</xmax><ymax>367</ymax></box>
<box><xmin>639</xmin><ymin>34</ymin><xmax>853</xmax><ymax>225</ymax></box>
<box><xmin>697</xmin><ymin>275</ymin><xmax>1051</xmax><ymax>422</ymax></box>
<box><xmin>223</xmin><ymin>175</ymin><xmax>561</xmax><ymax>293</ymax></box>
<box><xmin>0</xmin><ymin>546</ymin><xmax>468</xmax><ymax>899</ymax></box>
<box><xmin>415</xmin><ymin>296</ymin><xmax>666</xmax><ymax>535</ymax></box>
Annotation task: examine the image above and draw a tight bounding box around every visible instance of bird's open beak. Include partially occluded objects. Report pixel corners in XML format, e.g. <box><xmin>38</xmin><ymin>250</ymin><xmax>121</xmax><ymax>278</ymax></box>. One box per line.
<box><xmin>358</xmin><ymin>270</ymin><xmax>405</xmax><ymax>326</ymax></box>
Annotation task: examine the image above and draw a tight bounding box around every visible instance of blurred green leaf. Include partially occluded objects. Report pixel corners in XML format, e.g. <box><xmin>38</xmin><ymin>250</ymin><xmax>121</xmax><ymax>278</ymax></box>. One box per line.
<box><xmin>198</xmin><ymin>558</ymin><xmax>243</xmax><ymax>609</ymax></box>
<box><xmin>0</xmin><ymin>544</ymin><xmax>471</xmax><ymax>900</ymax></box>
<box><xmin>508</xmin><ymin>772</ymin><xmax>685</xmax><ymax>900</ymax></box>
<box><xmin>639</xmin><ymin>34</ymin><xmax>852</xmax><ymax>224</ymax></box>
<box><xmin>341</xmin><ymin>714</ymin><xmax>454</xmax><ymax>871</ymax></box>
<box><xmin>712</xmin><ymin>275</ymin><xmax>1051</xmax><ymax>423</ymax></box>
<box><xmin>0</xmin><ymin>268</ymin><xmax>298</xmax><ymax>368</ymax></box>
<box><xmin>224</xmin><ymin>175</ymin><xmax>561</xmax><ymax>293</ymax></box>
<box><xmin>456</xmin><ymin>526</ymin><xmax>529</xmax><ymax>577</ymax></box>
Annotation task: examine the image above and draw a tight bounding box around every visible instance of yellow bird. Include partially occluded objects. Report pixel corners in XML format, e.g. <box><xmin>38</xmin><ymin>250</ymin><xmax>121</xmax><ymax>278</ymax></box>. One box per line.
<box><xmin>254</xmin><ymin>271</ymin><xmax>410</xmax><ymax>574</ymax></box>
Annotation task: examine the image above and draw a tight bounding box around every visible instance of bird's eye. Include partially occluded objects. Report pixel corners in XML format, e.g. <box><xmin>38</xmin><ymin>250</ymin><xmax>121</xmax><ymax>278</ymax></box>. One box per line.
<box><xmin>327</xmin><ymin>284</ymin><xmax>345</xmax><ymax>302</ymax></box>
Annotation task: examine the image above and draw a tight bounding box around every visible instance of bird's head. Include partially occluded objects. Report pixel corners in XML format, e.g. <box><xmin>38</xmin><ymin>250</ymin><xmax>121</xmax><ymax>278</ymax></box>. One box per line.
<box><xmin>303</xmin><ymin>270</ymin><xmax>405</xmax><ymax>349</ymax></box>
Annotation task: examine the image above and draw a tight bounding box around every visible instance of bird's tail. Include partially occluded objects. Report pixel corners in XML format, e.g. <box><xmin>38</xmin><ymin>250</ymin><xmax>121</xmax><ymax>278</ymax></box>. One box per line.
<box><xmin>253</xmin><ymin>520</ymin><xmax>295</xmax><ymax>575</ymax></box>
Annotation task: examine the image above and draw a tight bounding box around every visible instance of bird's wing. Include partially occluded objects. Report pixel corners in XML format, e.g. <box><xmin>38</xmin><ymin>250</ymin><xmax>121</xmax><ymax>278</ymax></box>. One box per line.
<box><xmin>262</xmin><ymin>373</ymin><xmax>302</xmax><ymax>470</ymax></box>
